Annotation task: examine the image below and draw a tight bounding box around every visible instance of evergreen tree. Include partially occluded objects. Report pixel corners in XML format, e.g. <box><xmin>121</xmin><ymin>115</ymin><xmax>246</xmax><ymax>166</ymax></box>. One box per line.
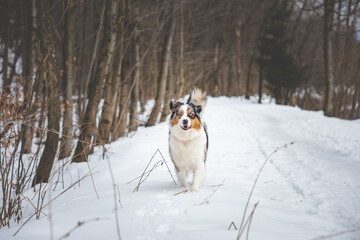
<box><xmin>256</xmin><ymin>0</ymin><xmax>308</xmax><ymax>104</ymax></box>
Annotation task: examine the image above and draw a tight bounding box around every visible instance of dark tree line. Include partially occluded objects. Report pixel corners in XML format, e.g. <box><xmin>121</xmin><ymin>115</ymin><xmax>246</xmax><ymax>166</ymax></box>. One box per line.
<box><xmin>0</xmin><ymin>0</ymin><xmax>359</xmax><ymax>226</ymax></box>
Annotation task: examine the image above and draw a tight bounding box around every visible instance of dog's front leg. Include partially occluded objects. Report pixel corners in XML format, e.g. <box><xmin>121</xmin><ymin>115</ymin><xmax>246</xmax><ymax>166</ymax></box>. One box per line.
<box><xmin>177</xmin><ymin>168</ymin><xmax>188</xmax><ymax>188</ymax></box>
<box><xmin>191</xmin><ymin>164</ymin><xmax>205</xmax><ymax>192</ymax></box>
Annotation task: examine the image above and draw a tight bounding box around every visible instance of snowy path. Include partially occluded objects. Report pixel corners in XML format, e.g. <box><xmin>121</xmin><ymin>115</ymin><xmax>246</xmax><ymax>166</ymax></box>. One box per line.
<box><xmin>1</xmin><ymin>97</ymin><xmax>360</xmax><ymax>240</ymax></box>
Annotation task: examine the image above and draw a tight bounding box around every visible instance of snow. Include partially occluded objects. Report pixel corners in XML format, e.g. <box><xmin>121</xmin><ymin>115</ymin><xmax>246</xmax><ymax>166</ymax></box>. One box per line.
<box><xmin>1</xmin><ymin>96</ymin><xmax>360</xmax><ymax>240</ymax></box>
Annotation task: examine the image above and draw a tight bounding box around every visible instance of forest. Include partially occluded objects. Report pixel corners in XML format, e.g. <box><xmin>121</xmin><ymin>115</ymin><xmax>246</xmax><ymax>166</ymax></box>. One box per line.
<box><xmin>0</xmin><ymin>0</ymin><xmax>360</xmax><ymax>231</ymax></box>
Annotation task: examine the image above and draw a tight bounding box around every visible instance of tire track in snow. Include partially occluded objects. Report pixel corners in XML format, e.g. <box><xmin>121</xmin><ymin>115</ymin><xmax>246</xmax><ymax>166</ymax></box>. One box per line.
<box><xmin>230</xmin><ymin>103</ymin><xmax>360</xmax><ymax>234</ymax></box>
<box><xmin>232</xmin><ymin>107</ymin><xmax>310</xmax><ymax>197</ymax></box>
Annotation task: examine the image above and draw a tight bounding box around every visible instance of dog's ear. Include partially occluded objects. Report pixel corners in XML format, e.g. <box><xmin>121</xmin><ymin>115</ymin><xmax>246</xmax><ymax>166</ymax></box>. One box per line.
<box><xmin>195</xmin><ymin>105</ymin><xmax>202</xmax><ymax>114</ymax></box>
<box><xmin>170</xmin><ymin>99</ymin><xmax>176</xmax><ymax>110</ymax></box>
<box><xmin>170</xmin><ymin>100</ymin><xmax>182</xmax><ymax>112</ymax></box>
<box><xmin>187</xmin><ymin>88</ymin><xmax>207</xmax><ymax>112</ymax></box>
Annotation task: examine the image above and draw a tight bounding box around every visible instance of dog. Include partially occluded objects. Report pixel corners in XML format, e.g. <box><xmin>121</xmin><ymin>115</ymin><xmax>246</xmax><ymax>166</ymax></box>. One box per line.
<box><xmin>169</xmin><ymin>88</ymin><xmax>209</xmax><ymax>192</ymax></box>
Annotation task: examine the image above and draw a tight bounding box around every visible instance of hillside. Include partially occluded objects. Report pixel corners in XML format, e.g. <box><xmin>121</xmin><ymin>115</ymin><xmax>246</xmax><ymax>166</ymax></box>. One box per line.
<box><xmin>1</xmin><ymin>97</ymin><xmax>360</xmax><ymax>240</ymax></box>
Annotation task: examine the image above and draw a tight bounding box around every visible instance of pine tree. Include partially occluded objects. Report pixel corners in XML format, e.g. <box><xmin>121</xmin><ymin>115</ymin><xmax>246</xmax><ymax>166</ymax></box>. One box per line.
<box><xmin>256</xmin><ymin>0</ymin><xmax>308</xmax><ymax>105</ymax></box>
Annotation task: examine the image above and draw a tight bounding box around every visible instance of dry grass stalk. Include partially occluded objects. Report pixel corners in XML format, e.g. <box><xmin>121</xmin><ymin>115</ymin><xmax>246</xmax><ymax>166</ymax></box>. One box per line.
<box><xmin>133</xmin><ymin>149</ymin><xmax>176</xmax><ymax>192</ymax></box>
<box><xmin>48</xmin><ymin>179</ymin><xmax>54</xmax><ymax>240</ymax></box>
<box><xmin>56</xmin><ymin>217</ymin><xmax>103</xmax><ymax>240</ymax></box>
<box><xmin>199</xmin><ymin>179</ymin><xmax>225</xmax><ymax>205</ymax></box>
<box><xmin>237</xmin><ymin>142</ymin><xmax>294</xmax><ymax>240</ymax></box>
<box><xmin>115</xmin><ymin>184</ymin><xmax>123</xmax><ymax>208</ymax></box>
<box><xmin>238</xmin><ymin>201</ymin><xmax>259</xmax><ymax>239</ymax></box>
<box><xmin>228</xmin><ymin>221</ymin><xmax>238</xmax><ymax>231</ymax></box>
<box><xmin>106</xmin><ymin>154</ymin><xmax>122</xmax><ymax>240</ymax></box>
<box><xmin>83</xmin><ymin>141</ymin><xmax>100</xmax><ymax>199</ymax></box>
<box><xmin>13</xmin><ymin>173</ymin><xmax>90</xmax><ymax>237</ymax></box>
<box><xmin>0</xmin><ymin>90</ymin><xmax>44</xmax><ymax>228</ymax></box>
<box><xmin>173</xmin><ymin>189</ymin><xmax>188</xmax><ymax>196</ymax></box>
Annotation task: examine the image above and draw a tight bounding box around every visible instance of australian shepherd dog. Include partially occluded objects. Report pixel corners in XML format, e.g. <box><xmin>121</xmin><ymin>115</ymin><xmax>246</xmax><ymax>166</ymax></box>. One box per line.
<box><xmin>169</xmin><ymin>88</ymin><xmax>209</xmax><ymax>192</ymax></box>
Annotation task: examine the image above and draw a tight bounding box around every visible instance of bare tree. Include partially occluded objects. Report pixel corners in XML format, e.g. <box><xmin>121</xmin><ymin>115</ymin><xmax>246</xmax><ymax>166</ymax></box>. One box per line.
<box><xmin>323</xmin><ymin>0</ymin><xmax>336</xmax><ymax>116</ymax></box>
<box><xmin>1</xmin><ymin>1</ymin><xmax>10</xmax><ymax>95</ymax></box>
<box><xmin>146</xmin><ymin>3</ymin><xmax>176</xmax><ymax>127</ymax></box>
<box><xmin>32</xmin><ymin>0</ymin><xmax>61</xmax><ymax>186</ymax></box>
<box><xmin>129</xmin><ymin>4</ymin><xmax>140</xmax><ymax>132</ymax></box>
<box><xmin>59</xmin><ymin>0</ymin><xmax>75</xmax><ymax>159</ymax></box>
<box><xmin>160</xmin><ymin>56</ymin><xmax>173</xmax><ymax>122</ymax></box>
<box><xmin>176</xmin><ymin>1</ymin><xmax>185</xmax><ymax>99</ymax></box>
<box><xmin>72</xmin><ymin>0</ymin><xmax>119</xmax><ymax>163</ymax></box>
<box><xmin>21</xmin><ymin>0</ymin><xmax>36</xmax><ymax>154</ymax></box>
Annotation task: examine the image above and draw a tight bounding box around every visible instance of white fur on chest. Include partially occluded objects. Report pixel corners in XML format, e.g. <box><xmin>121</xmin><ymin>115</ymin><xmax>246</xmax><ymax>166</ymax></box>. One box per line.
<box><xmin>169</xmin><ymin>126</ymin><xmax>207</xmax><ymax>171</ymax></box>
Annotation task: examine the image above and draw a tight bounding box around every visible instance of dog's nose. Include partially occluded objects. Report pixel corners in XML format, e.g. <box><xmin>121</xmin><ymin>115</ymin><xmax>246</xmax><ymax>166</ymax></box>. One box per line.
<box><xmin>182</xmin><ymin>119</ymin><xmax>188</xmax><ymax>125</ymax></box>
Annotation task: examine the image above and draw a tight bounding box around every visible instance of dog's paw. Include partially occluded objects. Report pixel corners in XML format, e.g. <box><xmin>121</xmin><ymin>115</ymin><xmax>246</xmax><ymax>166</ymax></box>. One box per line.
<box><xmin>190</xmin><ymin>185</ymin><xmax>199</xmax><ymax>192</ymax></box>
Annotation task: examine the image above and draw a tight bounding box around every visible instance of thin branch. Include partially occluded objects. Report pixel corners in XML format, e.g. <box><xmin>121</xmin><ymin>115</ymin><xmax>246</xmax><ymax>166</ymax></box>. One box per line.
<box><xmin>157</xmin><ymin>150</ymin><xmax>177</xmax><ymax>186</ymax></box>
<box><xmin>173</xmin><ymin>189</ymin><xmax>188</xmax><ymax>196</ymax></box>
<box><xmin>228</xmin><ymin>221</ymin><xmax>238</xmax><ymax>231</ymax></box>
<box><xmin>198</xmin><ymin>179</ymin><xmax>225</xmax><ymax>205</ymax></box>
<box><xmin>133</xmin><ymin>149</ymin><xmax>159</xmax><ymax>192</ymax></box>
<box><xmin>57</xmin><ymin>217</ymin><xmax>104</xmax><ymax>240</ymax></box>
<box><xmin>14</xmin><ymin>174</ymin><xmax>90</xmax><ymax>237</ymax></box>
<box><xmin>106</xmin><ymin>154</ymin><xmax>122</xmax><ymax>240</ymax></box>
<box><xmin>237</xmin><ymin>201</ymin><xmax>259</xmax><ymax>239</ymax></box>
<box><xmin>133</xmin><ymin>149</ymin><xmax>176</xmax><ymax>192</ymax></box>
<box><xmin>82</xmin><ymin>140</ymin><xmax>100</xmax><ymax>199</ymax></box>
<box><xmin>237</xmin><ymin>142</ymin><xmax>295</xmax><ymax>240</ymax></box>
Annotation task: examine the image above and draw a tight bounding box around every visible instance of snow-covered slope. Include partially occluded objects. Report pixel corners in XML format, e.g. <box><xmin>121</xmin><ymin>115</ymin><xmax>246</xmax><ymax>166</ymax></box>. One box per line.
<box><xmin>1</xmin><ymin>97</ymin><xmax>360</xmax><ymax>240</ymax></box>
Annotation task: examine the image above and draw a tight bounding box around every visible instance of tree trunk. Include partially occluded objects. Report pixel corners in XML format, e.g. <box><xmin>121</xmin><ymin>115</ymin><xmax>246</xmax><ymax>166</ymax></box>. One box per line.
<box><xmin>357</xmin><ymin>87</ymin><xmax>360</xmax><ymax>118</ymax></box>
<box><xmin>245</xmin><ymin>55</ymin><xmax>254</xmax><ymax>100</ymax></box>
<box><xmin>114</xmin><ymin>78</ymin><xmax>128</xmax><ymax>139</ymax></box>
<box><xmin>59</xmin><ymin>0</ymin><xmax>75</xmax><ymax>159</ymax></box>
<box><xmin>109</xmin><ymin>50</ymin><xmax>125</xmax><ymax>141</ymax></box>
<box><xmin>22</xmin><ymin>0</ymin><xmax>36</xmax><ymax>154</ymax></box>
<box><xmin>99</xmin><ymin>35</ymin><xmax>123</xmax><ymax>143</ymax></box>
<box><xmin>129</xmin><ymin>11</ymin><xmax>140</xmax><ymax>132</ymax></box>
<box><xmin>110</xmin><ymin>91</ymin><xmax>121</xmax><ymax>139</ymax></box>
<box><xmin>32</xmin><ymin>0</ymin><xmax>60</xmax><ymax>186</ymax></box>
<box><xmin>146</xmin><ymin>5</ymin><xmax>176</xmax><ymax>127</ymax></box>
<box><xmin>1</xmin><ymin>0</ymin><xmax>10</xmax><ymax>95</ymax></box>
<box><xmin>323</xmin><ymin>0</ymin><xmax>335</xmax><ymax>116</ymax></box>
<box><xmin>99</xmin><ymin>69</ymin><xmax>115</xmax><ymax>142</ymax></box>
<box><xmin>128</xmin><ymin>46</ymin><xmax>140</xmax><ymax>132</ymax></box>
<box><xmin>111</xmin><ymin>0</ymin><xmax>130</xmax><ymax>140</ymax></box>
<box><xmin>227</xmin><ymin>58</ymin><xmax>234</xmax><ymax>97</ymax></box>
<box><xmin>274</xmin><ymin>86</ymin><xmax>282</xmax><ymax>104</ymax></box>
<box><xmin>235</xmin><ymin>20</ymin><xmax>242</xmax><ymax>95</ymax></box>
<box><xmin>176</xmin><ymin>1</ymin><xmax>185</xmax><ymax>99</ymax></box>
<box><xmin>72</xmin><ymin>0</ymin><xmax>118</xmax><ymax>163</ymax></box>
<box><xmin>96</xmin><ymin>2</ymin><xmax>119</xmax><ymax>143</ymax></box>
<box><xmin>258</xmin><ymin>56</ymin><xmax>264</xmax><ymax>104</ymax></box>
<box><xmin>160</xmin><ymin>56</ymin><xmax>173</xmax><ymax>122</ymax></box>
<box><xmin>36</xmin><ymin>81</ymin><xmax>46</xmax><ymax>138</ymax></box>
<box><xmin>349</xmin><ymin>86</ymin><xmax>359</xmax><ymax>119</ymax></box>
<box><xmin>213</xmin><ymin>41</ymin><xmax>222</xmax><ymax>96</ymax></box>
<box><xmin>77</xmin><ymin>0</ymin><xmax>92</xmax><ymax>118</ymax></box>
<box><xmin>79</xmin><ymin>3</ymin><xmax>106</xmax><ymax>121</ymax></box>
<box><xmin>149</xmin><ymin>47</ymin><xmax>158</xmax><ymax>99</ymax></box>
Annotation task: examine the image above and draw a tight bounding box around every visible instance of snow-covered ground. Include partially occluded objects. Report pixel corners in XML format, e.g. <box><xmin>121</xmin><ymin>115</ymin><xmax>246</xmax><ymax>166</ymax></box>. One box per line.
<box><xmin>1</xmin><ymin>96</ymin><xmax>360</xmax><ymax>240</ymax></box>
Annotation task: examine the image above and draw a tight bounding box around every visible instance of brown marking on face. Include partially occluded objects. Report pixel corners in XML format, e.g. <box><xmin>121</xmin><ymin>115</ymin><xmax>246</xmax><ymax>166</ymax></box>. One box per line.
<box><xmin>172</xmin><ymin>109</ymin><xmax>184</xmax><ymax>127</ymax></box>
<box><xmin>188</xmin><ymin>109</ymin><xmax>201</xmax><ymax>131</ymax></box>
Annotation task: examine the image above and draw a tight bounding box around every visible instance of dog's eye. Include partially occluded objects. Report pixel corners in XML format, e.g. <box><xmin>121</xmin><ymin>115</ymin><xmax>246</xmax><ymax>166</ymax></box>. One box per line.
<box><xmin>189</xmin><ymin>113</ymin><xmax>195</xmax><ymax>119</ymax></box>
<box><xmin>178</xmin><ymin>112</ymin><xmax>183</xmax><ymax>117</ymax></box>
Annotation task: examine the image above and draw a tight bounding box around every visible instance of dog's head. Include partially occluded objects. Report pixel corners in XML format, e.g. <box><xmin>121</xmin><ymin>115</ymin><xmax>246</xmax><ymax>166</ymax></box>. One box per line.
<box><xmin>169</xmin><ymin>88</ymin><xmax>207</xmax><ymax>132</ymax></box>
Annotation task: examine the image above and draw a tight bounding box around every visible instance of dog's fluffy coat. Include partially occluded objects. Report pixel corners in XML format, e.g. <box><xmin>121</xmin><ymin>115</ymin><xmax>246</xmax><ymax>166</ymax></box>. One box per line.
<box><xmin>169</xmin><ymin>88</ymin><xmax>208</xmax><ymax>192</ymax></box>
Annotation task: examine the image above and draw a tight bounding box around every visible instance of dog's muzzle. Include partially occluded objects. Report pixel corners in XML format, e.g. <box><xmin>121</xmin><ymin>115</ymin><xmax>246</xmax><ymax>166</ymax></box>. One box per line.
<box><xmin>181</xmin><ymin>119</ymin><xmax>191</xmax><ymax>130</ymax></box>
